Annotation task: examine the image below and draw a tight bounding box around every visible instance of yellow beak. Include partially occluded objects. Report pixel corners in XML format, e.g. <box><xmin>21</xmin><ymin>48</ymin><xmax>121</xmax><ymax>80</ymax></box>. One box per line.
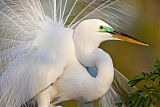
<box><xmin>113</xmin><ymin>31</ymin><xmax>148</xmax><ymax>46</ymax></box>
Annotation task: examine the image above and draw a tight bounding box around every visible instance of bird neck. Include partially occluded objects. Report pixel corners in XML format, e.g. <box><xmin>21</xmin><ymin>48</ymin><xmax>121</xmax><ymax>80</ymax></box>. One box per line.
<box><xmin>73</xmin><ymin>29</ymin><xmax>114</xmax><ymax>96</ymax></box>
<box><xmin>92</xmin><ymin>49</ymin><xmax>114</xmax><ymax>91</ymax></box>
<box><xmin>79</xmin><ymin>48</ymin><xmax>114</xmax><ymax>100</ymax></box>
<box><xmin>73</xmin><ymin>32</ymin><xmax>102</xmax><ymax>66</ymax></box>
<box><xmin>73</xmin><ymin>29</ymin><xmax>114</xmax><ymax>99</ymax></box>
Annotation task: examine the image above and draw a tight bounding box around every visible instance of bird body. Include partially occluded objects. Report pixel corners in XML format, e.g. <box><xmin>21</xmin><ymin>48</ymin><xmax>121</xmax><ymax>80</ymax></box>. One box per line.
<box><xmin>48</xmin><ymin>48</ymin><xmax>114</xmax><ymax>104</ymax></box>
<box><xmin>36</xmin><ymin>19</ymin><xmax>114</xmax><ymax>107</ymax></box>
<box><xmin>0</xmin><ymin>0</ymin><xmax>147</xmax><ymax>107</ymax></box>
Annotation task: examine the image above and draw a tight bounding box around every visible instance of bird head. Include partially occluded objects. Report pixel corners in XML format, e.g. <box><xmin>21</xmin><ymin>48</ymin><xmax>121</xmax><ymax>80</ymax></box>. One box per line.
<box><xmin>74</xmin><ymin>19</ymin><xmax>148</xmax><ymax>46</ymax></box>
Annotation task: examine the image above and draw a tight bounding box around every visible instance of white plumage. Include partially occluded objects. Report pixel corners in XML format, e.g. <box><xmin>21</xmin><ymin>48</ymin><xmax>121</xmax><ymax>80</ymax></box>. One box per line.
<box><xmin>0</xmin><ymin>0</ymin><xmax>141</xmax><ymax>107</ymax></box>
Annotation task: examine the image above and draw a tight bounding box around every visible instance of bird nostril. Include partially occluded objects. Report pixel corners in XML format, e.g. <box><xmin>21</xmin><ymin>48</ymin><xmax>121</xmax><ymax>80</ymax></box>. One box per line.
<box><xmin>99</xmin><ymin>26</ymin><xmax>104</xmax><ymax>30</ymax></box>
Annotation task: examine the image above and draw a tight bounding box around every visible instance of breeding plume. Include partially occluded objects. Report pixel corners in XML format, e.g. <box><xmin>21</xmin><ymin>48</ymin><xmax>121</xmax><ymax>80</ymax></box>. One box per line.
<box><xmin>0</xmin><ymin>0</ymin><xmax>147</xmax><ymax>107</ymax></box>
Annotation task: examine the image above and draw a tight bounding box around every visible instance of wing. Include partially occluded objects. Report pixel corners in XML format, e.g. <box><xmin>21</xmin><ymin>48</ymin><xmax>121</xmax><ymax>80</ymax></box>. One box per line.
<box><xmin>0</xmin><ymin>0</ymin><xmax>68</xmax><ymax>106</ymax></box>
<box><xmin>100</xmin><ymin>69</ymin><xmax>136</xmax><ymax>107</ymax></box>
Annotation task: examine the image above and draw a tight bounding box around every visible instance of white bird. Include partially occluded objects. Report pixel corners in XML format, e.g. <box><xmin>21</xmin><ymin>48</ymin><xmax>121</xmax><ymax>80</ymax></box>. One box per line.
<box><xmin>0</xmin><ymin>0</ymin><xmax>147</xmax><ymax>107</ymax></box>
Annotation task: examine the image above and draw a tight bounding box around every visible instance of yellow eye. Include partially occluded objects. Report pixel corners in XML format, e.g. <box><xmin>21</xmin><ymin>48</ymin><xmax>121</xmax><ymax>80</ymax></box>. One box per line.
<box><xmin>99</xmin><ymin>26</ymin><xmax>104</xmax><ymax>30</ymax></box>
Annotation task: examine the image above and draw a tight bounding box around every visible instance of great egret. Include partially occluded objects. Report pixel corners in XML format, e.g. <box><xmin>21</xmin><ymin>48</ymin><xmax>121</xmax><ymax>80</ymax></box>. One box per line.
<box><xmin>0</xmin><ymin>0</ymin><xmax>147</xmax><ymax>107</ymax></box>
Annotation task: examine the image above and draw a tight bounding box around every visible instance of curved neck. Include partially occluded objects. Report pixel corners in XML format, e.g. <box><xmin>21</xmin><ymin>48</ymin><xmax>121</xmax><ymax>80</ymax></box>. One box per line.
<box><xmin>88</xmin><ymin>49</ymin><xmax>114</xmax><ymax>99</ymax></box>
<box><xmin>73</xmin><ymin>32</ymin><xmax>114</xmax><ymax>99</ymax></box>
<box><xmin>73</xmin><ymin>31</ymin><xmax>114</xmax><ymax>84</ymax></box>
<box><xmin>93</xmin><ymin>49</ymin><xmax>114</xmax><ymax>90</ymax></box>
<box><xmin>72</xmin><ymin>24</ymin><xmax>114</xmax><ymax>100</ymax></box>
<box><xmin>73</xmin><ymin>32</ymin><xmax>102</xmax><ymax>66</ymax></box>
<box><xmin>77</xmin><ymin>48</ymin><xmax>114</xmax><ymax>100</ymax></box>
<box><xmin>91</xmin><ymin>49</ymin><xmax>114</xmax><ymax>84</ymax></box>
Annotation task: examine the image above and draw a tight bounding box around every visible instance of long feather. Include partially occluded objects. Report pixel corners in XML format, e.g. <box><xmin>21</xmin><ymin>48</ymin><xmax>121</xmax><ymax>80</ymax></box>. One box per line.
<box><xmin>100</xmin><ymin>69</ymin><xmax>136</xmax><ymax>107</ymax></box>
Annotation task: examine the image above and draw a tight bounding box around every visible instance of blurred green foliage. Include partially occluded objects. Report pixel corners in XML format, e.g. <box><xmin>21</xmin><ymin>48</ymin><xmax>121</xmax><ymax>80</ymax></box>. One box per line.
<box><xmin>117</xmin><ymin>59</ymin><xmax>160</xmax><ymax>107</ymax></box>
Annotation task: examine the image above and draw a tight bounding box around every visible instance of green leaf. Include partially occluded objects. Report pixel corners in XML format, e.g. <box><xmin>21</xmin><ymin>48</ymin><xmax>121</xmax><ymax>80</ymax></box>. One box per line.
<box><xmin>115</xmin><ymin>102</ymin><xmax>123</xmax><ymax>107</ymax></box>
<box><xmin>128</xmin><ymin>75</ymin><xmax>145</xmax><ymax>86</ymax></box>
<box><xmin>147</xmin><ymin>73</ymin><xmax>157</xmax><ymax>80</ymax></box>
<box><xmin>154</xmin><ymin>59</ymin><xmax>160</xmax><ymax>72</ymax></box>
<box><xmin>117</xmin><ymin>58</ymin><xmax>160</xmax><ymax>107</ymax></box>
<box><xmin>132</xmin><ymin>96</ymin><xmax>143</xmax><ymax>107</ymax></box>
<box><xmin>144</xmin><ymin>95</ymin><xmax>152</xmax><ymax>107</ymax></box>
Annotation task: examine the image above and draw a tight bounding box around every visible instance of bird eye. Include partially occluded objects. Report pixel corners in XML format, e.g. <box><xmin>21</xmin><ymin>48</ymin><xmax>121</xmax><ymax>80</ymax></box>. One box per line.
<box><xmin>99</xmin><ymin>26</ymin><xmax>104</xmax><ymax>30</ymax></box>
